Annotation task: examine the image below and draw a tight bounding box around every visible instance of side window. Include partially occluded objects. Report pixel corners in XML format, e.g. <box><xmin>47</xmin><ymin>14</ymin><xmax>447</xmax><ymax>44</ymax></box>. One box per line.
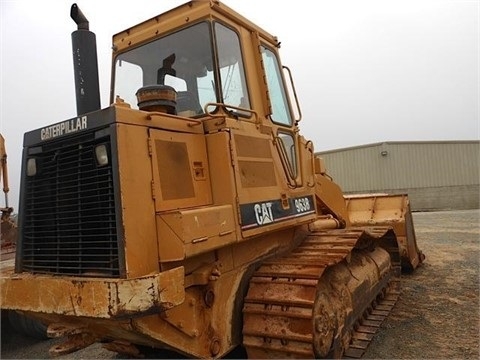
<box><xmin>278</xmin><ymin>131</ymin><xmax>297</xmax><ymax>178</ymax></box>
<box><xmin>261</xmin><ymin>46</ymin><xmax>292</xmax><ymax>126</ymax></box>
<box><xmin>214</xmin><ymin>22</ymin><xmax>251</xmax><ymax>111</ymax></box>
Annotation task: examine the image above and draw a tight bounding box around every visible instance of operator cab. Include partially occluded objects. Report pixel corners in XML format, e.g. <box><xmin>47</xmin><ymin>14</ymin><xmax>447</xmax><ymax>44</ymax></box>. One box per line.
<box><xmin>111</xmin><ymin>1</ymin><xmax>303</xmax><ymax>189</ymax></box>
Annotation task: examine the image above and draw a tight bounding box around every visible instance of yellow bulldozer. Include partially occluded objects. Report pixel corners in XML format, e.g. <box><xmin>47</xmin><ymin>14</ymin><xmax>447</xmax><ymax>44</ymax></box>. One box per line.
<box><xmin>0</xmin><ymin>1</ymin><xmax>424</xmax><ymax>358</ymax></box>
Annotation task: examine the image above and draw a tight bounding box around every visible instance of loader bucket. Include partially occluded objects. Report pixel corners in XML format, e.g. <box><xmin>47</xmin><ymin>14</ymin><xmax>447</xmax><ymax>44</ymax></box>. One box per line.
<box><xmin>345</xmin><ymin>193</ymin><xmax>425</xmax><ymax>271</ymax></box>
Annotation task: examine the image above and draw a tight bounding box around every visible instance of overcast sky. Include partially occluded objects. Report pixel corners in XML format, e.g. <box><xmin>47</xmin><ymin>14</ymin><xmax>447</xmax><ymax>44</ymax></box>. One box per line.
<box><xmin>1</xmin><ymin>0</ymin><xmax>479</xmax><ymax>209</ymax></box>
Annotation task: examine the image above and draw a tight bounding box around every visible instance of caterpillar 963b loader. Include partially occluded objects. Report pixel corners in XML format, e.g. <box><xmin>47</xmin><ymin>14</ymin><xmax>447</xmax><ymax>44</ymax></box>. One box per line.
<box><xmin>0</xmin><ymin>1</ymin><xmax>424</xmax><ymax>358</ymax></box>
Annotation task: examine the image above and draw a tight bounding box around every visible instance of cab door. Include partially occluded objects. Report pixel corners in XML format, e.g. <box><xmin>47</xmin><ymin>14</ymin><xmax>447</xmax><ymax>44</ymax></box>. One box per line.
<box><xmin>233</xmin><ymin>43</ymin><xmax>317</xmax><ymax>237</ymax></box>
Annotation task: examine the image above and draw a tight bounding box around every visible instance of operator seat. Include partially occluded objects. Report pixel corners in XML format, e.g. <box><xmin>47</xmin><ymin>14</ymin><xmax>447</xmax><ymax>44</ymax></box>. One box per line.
<box><xmin>176</xmin><ymin>91</ymin><xmax>203</xmax><ymax>117</ymax></box>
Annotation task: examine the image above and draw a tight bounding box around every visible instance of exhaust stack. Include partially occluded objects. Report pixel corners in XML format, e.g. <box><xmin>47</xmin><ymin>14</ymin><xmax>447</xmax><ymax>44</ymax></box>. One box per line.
<box><xmin>70</xmin><ymin>3</ymin><xmax>101</xmax><ymax>115</ymax></box>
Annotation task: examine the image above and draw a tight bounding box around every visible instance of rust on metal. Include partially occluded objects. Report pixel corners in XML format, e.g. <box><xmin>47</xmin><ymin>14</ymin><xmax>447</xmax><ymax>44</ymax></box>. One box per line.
<box><xmin>47</xmin><ymin>323</ymin><xmax>86</xmax><ymax>338</ymax></box>
<box><xmin>49</xmin><ymin>333</ymin><xmax>97</xmax><ymax>357</ymax></box>
<box><xmin>243</xmin><ymin>228</ymin><xmax>401</xmax><ymax>358</ymax></box>
<box><xmin>102</xmin><ymin>340</ymin><xmax>143</xmax><ymax>358</ymax></box>
<box><xmin>0</xmin><ymin>266</ymin><xmax>185</xmax><ymax>318</ymax></box>
<box><xmin>345</xmin><ymin>193</ymin><xmax>425</xmax><ymax>270</ymax></box>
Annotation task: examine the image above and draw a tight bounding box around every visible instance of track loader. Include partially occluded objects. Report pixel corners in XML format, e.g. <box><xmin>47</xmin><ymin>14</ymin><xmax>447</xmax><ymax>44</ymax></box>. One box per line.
<box><xmin>0</xmin><ymin>1</ymin><xmax>424</xmax><ymax>358</ymax></box>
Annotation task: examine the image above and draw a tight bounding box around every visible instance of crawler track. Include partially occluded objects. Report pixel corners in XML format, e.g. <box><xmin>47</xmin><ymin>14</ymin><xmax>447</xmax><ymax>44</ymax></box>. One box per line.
<box><xmin>242</xmin><ymin>228</ymin><xmax>401</xmax><ymax>358</ymax></box>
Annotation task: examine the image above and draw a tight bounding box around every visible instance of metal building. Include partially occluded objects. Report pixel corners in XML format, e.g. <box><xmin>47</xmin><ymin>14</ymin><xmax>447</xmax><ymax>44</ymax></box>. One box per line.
<box><xmin>316</xmin><ymin>140</ymin><xmax>480</xmax><ymax>211</ymax></box>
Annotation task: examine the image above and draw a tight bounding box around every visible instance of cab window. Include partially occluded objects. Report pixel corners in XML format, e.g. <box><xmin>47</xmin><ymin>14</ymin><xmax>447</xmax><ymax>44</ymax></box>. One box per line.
<box><xmin>278</xmin><ymin>131</ymin><xmax>297</xmax><ymax>178</ymax></box>
<box><xmin>261</xmin><ymin>46</ymin><xmax>292</xmax><ymax>126</ymax></box>
<box><xmin>214</xmin><ymin>22</ymin><xmax>251</xmax><ymax>111</ymax></box>
<box><xmin>114</xmin><ymin>22</ymin><xmax>215</xmax><ymax>116</ymax></box>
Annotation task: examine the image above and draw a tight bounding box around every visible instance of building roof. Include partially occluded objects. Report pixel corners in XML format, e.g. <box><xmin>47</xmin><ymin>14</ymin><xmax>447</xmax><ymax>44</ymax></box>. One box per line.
<box><xmin>316</xmin><ymin>140</ymin><xmax>480</xmax><ymax>155</ymax></box>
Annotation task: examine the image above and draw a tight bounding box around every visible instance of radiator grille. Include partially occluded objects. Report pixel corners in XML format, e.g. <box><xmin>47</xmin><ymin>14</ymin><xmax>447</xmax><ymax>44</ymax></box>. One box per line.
<box><xmin>21</xmin><ymin>132</ymin><xmax>120</xmax><ymax>277</ymax></box>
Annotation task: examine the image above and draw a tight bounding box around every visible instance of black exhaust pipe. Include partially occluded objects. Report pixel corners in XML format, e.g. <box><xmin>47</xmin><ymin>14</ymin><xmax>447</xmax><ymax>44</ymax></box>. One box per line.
<box><xmin>70</xmin><ymin>3</ymin><xmax>101</xmax><ymax>115</ymax></box>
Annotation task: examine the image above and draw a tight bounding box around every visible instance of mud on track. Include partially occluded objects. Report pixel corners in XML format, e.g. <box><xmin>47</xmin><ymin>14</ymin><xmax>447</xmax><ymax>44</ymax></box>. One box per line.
<box><xmin>1</xmin><ymin>210</ymin><xmax>479</xmax><ymax>359</ymax></box>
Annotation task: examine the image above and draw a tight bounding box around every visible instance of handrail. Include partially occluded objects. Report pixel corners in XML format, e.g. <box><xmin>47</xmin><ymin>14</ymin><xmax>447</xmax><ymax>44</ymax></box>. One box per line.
<box><xmin>204</xmin><ymin>103</ymin><xmax>259</xmax><ymax>124</ymax></box>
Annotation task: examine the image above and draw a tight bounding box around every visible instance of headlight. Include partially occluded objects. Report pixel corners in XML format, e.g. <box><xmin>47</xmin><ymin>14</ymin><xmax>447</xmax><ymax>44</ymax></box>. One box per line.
<box><xmin>27</xmin><ymin>158</ymin><xmax>37</xmax><ymax>176</ymax></box>
<box><xmin>95</xmin><ymin>144</ymin><xmax>109</xmax><ymax>166</ymax></box>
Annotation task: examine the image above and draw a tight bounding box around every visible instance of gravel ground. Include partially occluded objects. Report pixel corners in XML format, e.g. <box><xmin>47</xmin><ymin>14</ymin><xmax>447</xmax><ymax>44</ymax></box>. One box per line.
<box><xmin>1</xmin><ymin>209</ymin><xmax>479</xmax><ymax>359</ymax></box>
<box><xmin>364</xmin><ymin>209</ymin><xmax>480</xmax><ymax>359</ymax></box>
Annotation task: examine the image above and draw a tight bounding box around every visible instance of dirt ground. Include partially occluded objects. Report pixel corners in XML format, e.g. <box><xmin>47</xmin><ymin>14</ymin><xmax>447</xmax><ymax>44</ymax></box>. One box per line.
<box><xmin>364</xmin><ymin>209</ymin><xmax>480</xmax><ymax>359</ymax></box>
<box><xmin>1</xmin><ymin>209</ymin><xmax>479</xmax><ymax>359</ymax></box>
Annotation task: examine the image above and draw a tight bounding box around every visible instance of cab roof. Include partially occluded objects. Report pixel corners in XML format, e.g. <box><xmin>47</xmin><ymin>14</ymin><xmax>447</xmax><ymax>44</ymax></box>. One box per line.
<box><xmin>112</xmin><ymin>0</ymin><xmax>279</xmax><ymax>54</ymax></box>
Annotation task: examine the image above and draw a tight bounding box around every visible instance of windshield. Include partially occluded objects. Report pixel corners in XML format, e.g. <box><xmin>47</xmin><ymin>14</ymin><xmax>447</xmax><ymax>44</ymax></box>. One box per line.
<box><xmin>114</xmin><ymin>22</ymin><xmax>216</xmax><ymax>116</ymax></box>
<box><xmin>113</xmin><ymin>21</ymin><xmax>251</xmax><ymax>118</ymax></box>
